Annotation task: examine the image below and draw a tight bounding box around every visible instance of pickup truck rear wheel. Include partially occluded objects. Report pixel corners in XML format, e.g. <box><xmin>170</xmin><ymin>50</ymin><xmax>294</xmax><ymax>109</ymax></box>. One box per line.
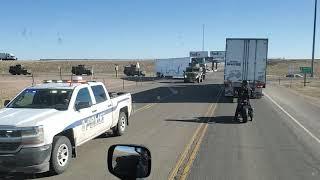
<box><xmin>50</xmin><ymin>136</ymin><xmax>72</xmax><ymax>174</ymax></box>
<box><xmin>113</xmin><ymin>112</ymin><xmax>127</xmax><ymax>136</ymax></box>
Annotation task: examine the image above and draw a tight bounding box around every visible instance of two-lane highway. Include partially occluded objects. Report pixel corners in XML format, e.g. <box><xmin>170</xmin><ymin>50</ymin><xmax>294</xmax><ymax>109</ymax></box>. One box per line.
<box><xmin>187</xmin><ymin>79</ymin><xmax>320</xmax><ymax>179</ymax></box>
<box><xmin>2</xmin><ymin>72</ymin><xmax>223</xmax><ymax>180</ymax></box>
<box><xmin>3</xmin><ymin>70</ymin><xmax>320</xmax><ymax>180</ymax></box>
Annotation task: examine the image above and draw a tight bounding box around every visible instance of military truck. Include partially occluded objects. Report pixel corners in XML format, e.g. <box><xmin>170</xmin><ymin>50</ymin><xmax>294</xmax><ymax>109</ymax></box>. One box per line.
<box><xmin>123</xmin><ymin>64</ymin><xmax>145</xmax><ymax>76</ymax></box>
<box><xmin>71</xmin><ymin>65</ymin><xmax>92</xmax><ymax>75</ymax></box>
<box><xmin>191</xmin><ymin>57</ymin><xmax>207</xmax><ymax>74</ymax></box>
<box><xmin>9</xmin><ymin>64</ymin><xmax>31</xmax><ymax>75</ymax></box>
<box><xmin>183</xmin><ymin>64</ymin><xmax>205</xmax><ymax>83</ymax></box>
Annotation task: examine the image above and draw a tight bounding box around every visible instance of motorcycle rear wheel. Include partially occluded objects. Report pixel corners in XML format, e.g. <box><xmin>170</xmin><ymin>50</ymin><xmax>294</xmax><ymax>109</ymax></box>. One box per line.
<box><xmin>242</xmin><ymin>108</ymin><xmax>248</xmax><ymax>123</ymax></box>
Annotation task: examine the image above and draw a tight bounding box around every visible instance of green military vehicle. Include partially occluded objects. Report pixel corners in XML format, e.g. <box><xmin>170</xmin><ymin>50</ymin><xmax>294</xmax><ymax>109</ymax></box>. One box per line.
<box><xmin>123</xmin><ymin>64</ymin><xmax>145</xmax><ymax>77</ymax></box>
<box><xmin>191</xmin><ymin>57</ymin><xmax>207</xmax><ymax>74</ymax></box>
<box><xmin>9</xmin><ymin>64</ymin><xmax>31</xmax><ymax>75</ymax></box>
<box><xmin>71</xmin><ymin>65</ymin><xmax>92</xmax><ymax>76</ymax></box>
<box><xmin>183</xmin><ymin>64</ymin><xmax>205</xmax><ymax>83</ymax></box>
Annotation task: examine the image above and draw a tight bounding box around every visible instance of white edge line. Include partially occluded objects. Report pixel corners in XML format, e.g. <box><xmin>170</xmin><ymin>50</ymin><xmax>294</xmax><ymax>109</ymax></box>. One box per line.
<box><xmin>264</xmin><ymin>92</ymin><xmax>320</xmax><ymax>144</ymax></box>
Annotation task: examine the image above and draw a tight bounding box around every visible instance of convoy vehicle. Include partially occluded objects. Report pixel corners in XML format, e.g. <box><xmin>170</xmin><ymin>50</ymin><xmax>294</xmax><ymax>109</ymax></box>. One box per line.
<box><xmin>224</xmin><ymin>38</ymin><xmax>268</xmax><ymax>98</ymax></box>
<box><xmin>0</xmin><ymin>53</ymin><xmax>17</xmax><ymax>60</ymax></box>
<box><xmin>155</xmin><ymin>57</ymin><xmax>190</xmax><ymax>78</ymax></box>
<box><xmin>9</xmin><ymin>64</ymin><xmax>31</xmax><ymax>75</ymax></box>
<box><xmin>0</xmin><ymin>78</ymin><xmax>132</xmax><ymax>174</ymax></box>
<box><xmin>191</xmin><ymin>57</ymin><xmax>207</xmax><ymax>74</ymax></box>
<box><xmin>184</xmin><ymin>64</ymin><xmax>205</xmax><ymax>83</ymax></box>
<box><xmin>286</xmin><ymin>74</ymin><xmax>303</xmax><ymax>78</ymax></box>
<box><xmin>123</xmin><ymin>64</ymin><xmax>145</xmax><ymax>76</ymax></box>
<box><xmin>71</xmin><ymin>65</ymin><xmax>92</xmax><ymax>75</ymax></box>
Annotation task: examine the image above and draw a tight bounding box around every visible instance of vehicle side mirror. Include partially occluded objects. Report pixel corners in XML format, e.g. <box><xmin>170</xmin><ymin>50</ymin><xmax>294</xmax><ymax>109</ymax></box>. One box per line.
<box><xmin>75</xmin><ymin>101</ymin><xmax>91</xmax><ymax>111</ymax></box>
<box><xmin>108</xmin><ymin>144</ymin><xmax>151</xmax><ymax>179</ymax></box>
<box><xmin>4</xmin><ymin>100</ymin><xmax>10</xmax><ymax>106</ymax></box>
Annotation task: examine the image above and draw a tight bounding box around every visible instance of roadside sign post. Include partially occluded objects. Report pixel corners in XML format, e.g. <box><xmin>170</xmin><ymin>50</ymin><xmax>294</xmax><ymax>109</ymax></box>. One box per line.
<box><xmin>31</xmin><ymin>73</ymin><xmax>34</xmax><ymax>86</ymax></box>
<box><xmin>58</xmin><ymin>66</ymin><xmax>62</xmax><ymax>80</ymax></box>
<box><xmin>115</xmin><ymin>64</ymin><xmax>119</xmax><ymax>78</ymax></box>
<box><xmin>300</xmin><ymin>67</ymin><xmax>312</xmax><ymax>87</ymax></box>
<box><xmin>123</xmin><ymin>78</ymin><xmax>125</xmax><ymax>90</ymax></box>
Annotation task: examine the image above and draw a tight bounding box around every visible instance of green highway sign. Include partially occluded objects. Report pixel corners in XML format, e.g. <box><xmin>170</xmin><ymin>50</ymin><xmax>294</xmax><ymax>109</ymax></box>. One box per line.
<box><xmin>300</xmin><ymin>67</ymin><xmax>312</xmax><ymax>74</ymax></box>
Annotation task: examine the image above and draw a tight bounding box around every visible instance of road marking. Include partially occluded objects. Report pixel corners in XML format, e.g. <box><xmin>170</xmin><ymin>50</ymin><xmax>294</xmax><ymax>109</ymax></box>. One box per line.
<box><xmin>168</xmin><ymin>88</ymin><xmax>222</xmax><ymax>180</ymax></box>
<box><xmin>134</xmin><ymin>103</ymin><xmax>157</xmax><ymax>113</ymax></box>
<box><xmin>264</xmin><ymin>92</ymin><xmax>320</xmax><ymax>144</ymax></box>
<box><xmin>167</xmin><ymin>104</ymin><xmax>213</xmax><ymax>180</ymax></box>
<box><xmin>180</xmin><ymin>89</ymin><xmax>222</xmax><ymax>180</ymax></box>
<box><xmin>133</xmin><ymin>87</ymin><xmax>177</xmax><ymax>114</ymax></box>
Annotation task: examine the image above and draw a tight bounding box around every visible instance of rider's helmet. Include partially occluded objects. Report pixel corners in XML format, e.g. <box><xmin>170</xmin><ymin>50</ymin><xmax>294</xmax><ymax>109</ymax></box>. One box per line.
<box><xmin>242</xmin><ymin>80</ymin><xmax>249</xmax><ymax>87</ymax></box>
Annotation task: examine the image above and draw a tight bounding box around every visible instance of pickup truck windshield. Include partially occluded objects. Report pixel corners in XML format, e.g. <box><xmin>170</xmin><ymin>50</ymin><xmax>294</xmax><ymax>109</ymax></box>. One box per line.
<box><xmin>7</xmin><ymin>89</ymin><xmax>73</xmax><ymax>110</ymax></box>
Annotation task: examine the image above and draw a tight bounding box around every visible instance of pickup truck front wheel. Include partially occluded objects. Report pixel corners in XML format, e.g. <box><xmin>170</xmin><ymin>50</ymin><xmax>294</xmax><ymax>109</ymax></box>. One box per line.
<box><xmin>113</xmin><ymin>112</ymin><xmax>127</xmax><ymax>136</ymax></box>
<box><xmin>50</xmin><ymin>136</ymin><xmax>72</xmax><ymax>174</ymax></box>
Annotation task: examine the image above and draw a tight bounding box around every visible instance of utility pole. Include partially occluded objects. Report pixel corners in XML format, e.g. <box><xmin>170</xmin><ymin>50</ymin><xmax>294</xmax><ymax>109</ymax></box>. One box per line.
<box><xmin>311</xmin><ymin>0</ymin><xmax>317</xmax><ymax>77</ymax></box>
<box><xmin>202</xmin><ymin>24</ymin><xmax>205</xmax><ymax>51</ymax></box>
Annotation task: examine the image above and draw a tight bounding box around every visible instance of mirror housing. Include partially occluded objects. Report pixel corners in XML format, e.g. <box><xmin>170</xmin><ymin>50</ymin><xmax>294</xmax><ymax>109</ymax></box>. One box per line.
<box><xmin>108</xmin><ymin>144</ymin><xmax>151</xmax><ymax>179</ymax></box>
<box><xmin>75</xmin><ymin>101</ymin><xmax>91</xmax><ymax>111</ymax></box>
<box><xmin>4</xmin><ymin>100</ymin><xmax>10</xmax><ymax>107</ymax></box>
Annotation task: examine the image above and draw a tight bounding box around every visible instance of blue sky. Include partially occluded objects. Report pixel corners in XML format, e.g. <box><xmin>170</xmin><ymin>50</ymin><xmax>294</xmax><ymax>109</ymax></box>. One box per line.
<box><xmin>0</xmin><ymin>0</ymin><xmax>319</xmax><ymax>59</ymax></box>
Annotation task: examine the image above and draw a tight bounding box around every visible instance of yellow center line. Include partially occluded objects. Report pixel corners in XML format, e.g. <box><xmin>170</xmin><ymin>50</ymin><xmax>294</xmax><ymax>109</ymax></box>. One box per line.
<box><xmin>167</xmin><ymin>103</ymin><xmax>214</xmax><ymax>180</ymax></box>
<box><xmin>180</xmin><ymin>92</ymin><xmax>222</xmax><ymax>180</ymax></box>
<box><xmin>168</xmin><ymin>87</ymin><xmax>223</xmax><ymax>180</ymax></box>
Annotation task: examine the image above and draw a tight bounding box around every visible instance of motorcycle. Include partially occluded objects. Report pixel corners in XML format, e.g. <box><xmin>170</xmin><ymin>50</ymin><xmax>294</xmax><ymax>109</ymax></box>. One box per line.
<box><xmin>237</xmin><ymin>99</ymin><xmax>253</xmax><ymax>123</ymax></box>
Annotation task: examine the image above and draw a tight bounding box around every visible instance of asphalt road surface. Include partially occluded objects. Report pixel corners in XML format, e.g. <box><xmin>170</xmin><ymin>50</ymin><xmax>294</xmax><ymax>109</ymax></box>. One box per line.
<box><xmin>188</xmin><ymin>81</ymin><xmax>320</xmax><ymax>179</ymax></box>
<box><xmin>2</xmin><ymin>70</ymin><xmax>320</xmax><ymax>180</ymax></box>
<box><xmin>1</xmin><ymin>72</ymin><xmax>222</xmax><ymax>180</ymax></box>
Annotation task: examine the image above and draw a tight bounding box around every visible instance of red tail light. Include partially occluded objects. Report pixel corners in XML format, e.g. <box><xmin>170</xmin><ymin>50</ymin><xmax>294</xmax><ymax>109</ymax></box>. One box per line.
<box><xmin>256</xmin><ymin>83</ymin><xmax>265</xmax><ymax>88</ymax></box>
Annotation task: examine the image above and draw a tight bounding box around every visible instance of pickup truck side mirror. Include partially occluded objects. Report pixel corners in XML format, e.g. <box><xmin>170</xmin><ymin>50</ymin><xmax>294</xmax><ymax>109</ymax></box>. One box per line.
<box><xmin>108</xmin><ymin>144</ymin><xmax>151</xmax><ymax>179</ymax></box>
<box><xmin>4</xmin><ymin>100</ymin><xmax>10</xmax><ymax>107</ymax></box>
<box><xmin>75</xmin><ymin>101</ymin><xmax>91</xmax><ymax>111</ymax></box>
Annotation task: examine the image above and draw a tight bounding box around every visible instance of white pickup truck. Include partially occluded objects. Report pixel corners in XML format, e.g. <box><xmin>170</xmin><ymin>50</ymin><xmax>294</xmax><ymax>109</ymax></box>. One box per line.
<box><xmin>0</xmin><ymin>79</ymin><xmax>132</xmax><ymax>174</ymax></box>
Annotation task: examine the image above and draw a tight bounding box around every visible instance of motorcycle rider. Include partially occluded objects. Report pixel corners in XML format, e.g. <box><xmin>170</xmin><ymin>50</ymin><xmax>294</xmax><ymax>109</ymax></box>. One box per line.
<box><xmin>234</xmin><ymin>80</ymin><xmax>253</xmax><ymax>120</ymax></box>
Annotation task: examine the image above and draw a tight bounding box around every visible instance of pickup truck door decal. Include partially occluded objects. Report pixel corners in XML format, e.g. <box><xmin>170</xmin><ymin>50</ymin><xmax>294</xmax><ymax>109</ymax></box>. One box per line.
<box><xmin>64</xmin><ymin>98</ymin><xmax>129</xmax><ymax>131</ymax></box>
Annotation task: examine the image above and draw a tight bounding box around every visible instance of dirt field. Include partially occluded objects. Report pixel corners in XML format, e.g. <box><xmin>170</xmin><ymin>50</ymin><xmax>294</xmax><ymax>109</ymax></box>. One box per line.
<box><xmin>0</xmin><ymin>60</ymin><xmax>155</xmax><ymax>76</ymax></box>
<box><xmin>2</xmin><ymin>59</ymin><xmax>320</xmax><ymax>107</ymax></box>
<box><xmin>267</xmin><ymin>59</ymin><xmax>320</xmax><ymax>76</ymax></box>
<box><xmin>0</xmin><ymin>60</ymin><xmax>155</xmax><ymax>108</ymax></box>
<box><xmin>267</xmin><ymin>59</ymin><xmax>320</xmax><ymax>101</ymax></box>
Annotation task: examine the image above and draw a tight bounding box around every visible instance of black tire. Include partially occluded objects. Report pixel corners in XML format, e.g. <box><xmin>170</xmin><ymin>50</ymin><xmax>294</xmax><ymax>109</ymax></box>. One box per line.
<box><xmin>249</xmin><ymin>108</ymin><xmax>254</xmax><ymax>121</ymax></box>
<box><xmin>197</xmin><ymin>78</ymin><xmax>200</xmax><ymax>83</ymax></box>
<box><xmin>113</xmin><ymin>111</ymin><xmax>127</xmax><ymax>136</ymax></box>
<box><xmin>242</xmin><ymin>108</ymin><xmax>248</xmax><ymax>123</ymax></box>
<box><xmin>50</xmin><ymin>136</ymin><xmax>72</xmax><ymax>174</ymax></box>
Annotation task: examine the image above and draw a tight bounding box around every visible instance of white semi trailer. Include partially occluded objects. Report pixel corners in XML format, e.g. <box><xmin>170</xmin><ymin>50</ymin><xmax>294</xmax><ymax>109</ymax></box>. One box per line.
<box><xmin>0</xmin><ymin>53</ymin><xmax>17</xmax><ymax>60</ymax></box>
<box><xmin>224</xmin><ymin>38</ymin><xmax>268</xmax><ymax>98</ymax></box>
<box><xmin>155</xmin><ymin>57</ymin><xmax>190</xmax><ymax>78</ymax></box>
